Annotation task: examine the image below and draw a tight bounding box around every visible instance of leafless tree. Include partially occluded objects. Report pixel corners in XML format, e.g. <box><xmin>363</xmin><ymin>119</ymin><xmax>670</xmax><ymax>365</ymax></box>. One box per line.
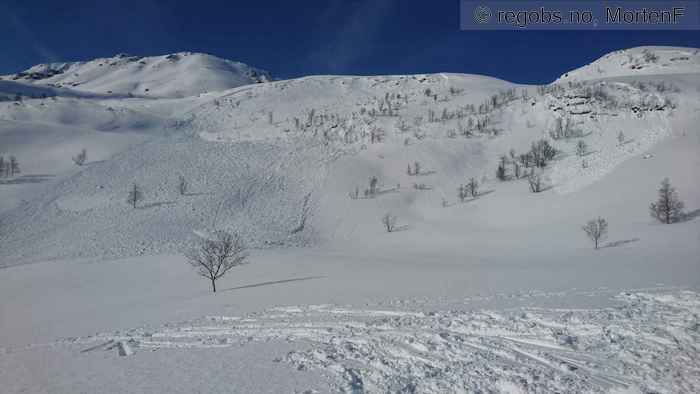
<box><xmin>458</xmin><ymin>185</ymin><xmax>468</xmax><ymax>202</ymax></box>
<box><xmin>369</xmin><ymin>176</ymin><xmax>379</xmax><ymax>196</ymax></box>
<box><xmin>72</xmin><ymin>149</ymin><xmax>87</xmax><ymax>166</ymax></box>
<box><xmin>467</xmin><ymin>177</ymin><xmax>479</xmax><ymax>198</ymax></box>
<box><xmin>496</xmin><ymin>162</ymin><xmax>507</xmax><ymax>181</ymax></box>
<box><xmin>186</xmin><ymin>231</ymin><xmax>248</xmax><ymax>293</ymax></box>
<box><xmin>7</xmin><ymin>156</ymin><xmax>19</xmax><ymax>177</ymax></box>
<box><xmin>576</xmin><ymin>140</ymin><xmax>587</xmax><ymax>157</ymax></box>
<box><xmin>528</xmin><ymin>172</ymin><xmax>543</xmax><ymax>193</ymax></box>
<box><xmin>617</xmin><ymin>131</ymin><xmax>625</xmax><ymax>145</ymax></box>
<box><xmin>381</xmin><ymin>212</ymin><xmax>397</xmax><ymax>232</ymax></box>
<box><xmin>349</xmin><ymin>186</ymin><xmax>359</xmax><ymax>200</ymax></box>
<box><xmin>178</xmin><ymin>175</ymin><xmax>188</xmax><ymax>196</ymax></box>
<box><xmin>582</xmin><ymin>217</ymin><xmax>608</xmax><ymax>249</ymax></box>
<box><xmin>650</xmin><ymin>178</ymin><xmax>685</xmax><ymax>224</ymax></box>
<box><xmin>127</xmin><ymin>183</ymin><xmax>143</xmax><ymax>208</ymax></box>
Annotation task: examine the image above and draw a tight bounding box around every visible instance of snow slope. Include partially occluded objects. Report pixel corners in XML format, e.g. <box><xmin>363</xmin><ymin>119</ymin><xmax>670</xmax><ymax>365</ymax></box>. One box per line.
<box><xmin>2</xmin><ymin>58</ymin><xmax>697</xmax><ymax>264</ymax></box>
<box><xmin>556</xmin><ymin>46</ymin><xmax>700</xmax><ymax>83</ymax></box>
<box><xmin>1</xmin><ymin>52</ymin><xmax>272</xmax><ymax>98</ymax></box>
<box><xmin>0</xmin><ymin>46</ymin><xmax>699</xmax><ymax>393</ymax></box>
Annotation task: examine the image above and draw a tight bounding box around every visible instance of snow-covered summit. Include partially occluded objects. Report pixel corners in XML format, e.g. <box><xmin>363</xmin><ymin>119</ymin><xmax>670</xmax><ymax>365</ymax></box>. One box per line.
<box><xmin>556</xmin><ymin>46</ymin><xmax>700</xmax><ymax>83</ymax></box>
<box><xmin>0</xmin><ymin>52</ymin><xmax>272</xmax><ymax>98</ymax></box>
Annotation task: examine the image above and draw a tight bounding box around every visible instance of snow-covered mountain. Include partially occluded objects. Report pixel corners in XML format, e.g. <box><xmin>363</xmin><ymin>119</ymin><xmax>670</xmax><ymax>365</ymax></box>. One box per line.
<box><xmin>556</xmin><ymin>46</ymin><xmax>700</xmax><ymax>83</ymax></box>
<box><xmin>0</xmin><ymin>46</ymin><xmax>699</xmax><ymax>394</ymax></box>
<box><xmin>0</xmin><ymin>46</ymin><xmax>698</xmax><ymax>265</ymax></box>
<box><xmin>0</xmin><ymin>52</ymin><xmax>272</xmax><ymax>98</ymax></box>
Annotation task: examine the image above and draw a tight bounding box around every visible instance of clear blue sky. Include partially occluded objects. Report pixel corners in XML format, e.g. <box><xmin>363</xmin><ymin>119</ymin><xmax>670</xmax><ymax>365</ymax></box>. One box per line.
<box><xmin>1</xmin><ymin>0</ymin><xmax>698</xmax><ymax>84</ymax></box>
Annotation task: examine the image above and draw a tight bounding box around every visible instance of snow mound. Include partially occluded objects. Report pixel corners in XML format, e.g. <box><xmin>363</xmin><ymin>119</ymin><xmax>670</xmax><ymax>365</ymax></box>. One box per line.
<box><xmin>556</xmin><ymin>46</ymin><xmax>700</xmax><ymax>83</ymax></box>
<box><xmin>0</xmin><ymin>52</ymin><xmax>272</xmax><ymax>98</ymax></box>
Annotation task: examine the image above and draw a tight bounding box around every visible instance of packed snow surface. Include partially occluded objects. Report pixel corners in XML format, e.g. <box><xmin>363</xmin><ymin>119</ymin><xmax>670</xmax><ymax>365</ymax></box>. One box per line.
<box><xmin>2</xmin><ymin>289</ymin><xmax>699</xmax><ymax>393</ymax></box>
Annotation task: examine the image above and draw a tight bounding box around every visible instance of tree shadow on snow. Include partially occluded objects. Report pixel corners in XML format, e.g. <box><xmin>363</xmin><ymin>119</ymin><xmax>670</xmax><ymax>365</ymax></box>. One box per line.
<box><xmin>602</xmin><ymin>238</ymin><xmax>640</xmax><ymax>249</ymax></box>
<box><xmin>477</xmin><ymin>189</ymin><xmax>495</xmax><ymax>198</ymax></box>
<box><xmin>376</xmin><ymin>187</ymin><xmax>400</xmax><ymax>196</ymax></box>
<box><xmin>222</xmin><ymin>276</ymin><xmax>326</xmax><ymax>292</ymax></box>
<box><xmin>0</xmin><ymin>174</ymin><xmax>55</xmax><ymax>185</ymax></box>
<box><xmin>678</xmin><ymin>208</ymin><xmax>700</xmax><ymax>223</ymax></box>
<box><xmin>138</xmin><ymin>201</ymin><xmax>177</xmax><ymax>209</ymax></box>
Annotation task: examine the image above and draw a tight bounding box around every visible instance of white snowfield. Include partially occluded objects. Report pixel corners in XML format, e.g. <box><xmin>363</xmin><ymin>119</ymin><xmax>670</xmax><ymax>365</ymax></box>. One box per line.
<box><xmin>0</xmin><ymin>52</ymin><xmax>271</xmax><ymax>98</ymax></box>
<box><xmin>0</xmin><ymin>46</ymin><xmax>699</xmax><ymax>393</ymax></box>
<box><xmin>10</xmin><ymin>290</ymin><xmax>696</xmax><ymax>394</ymax></box>
<box><xmin>555</xmin><ymin>46</ymin><xmax>700</xmax><ymax>83</ymax></box>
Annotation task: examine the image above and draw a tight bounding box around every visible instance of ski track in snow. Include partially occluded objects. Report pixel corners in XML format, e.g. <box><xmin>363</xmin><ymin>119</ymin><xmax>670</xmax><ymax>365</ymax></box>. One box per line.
<box><xmin>24</xmin><ymin>289</ymin><xmax>700</xmax><ymax>393</ymax></box>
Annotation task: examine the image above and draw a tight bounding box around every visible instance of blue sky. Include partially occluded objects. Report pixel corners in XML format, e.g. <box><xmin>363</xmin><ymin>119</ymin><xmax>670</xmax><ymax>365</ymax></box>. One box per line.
<box><xmin>1</xmin><ymin>0</ymin><xmax>698</xmax><ymax>83</ymax></box>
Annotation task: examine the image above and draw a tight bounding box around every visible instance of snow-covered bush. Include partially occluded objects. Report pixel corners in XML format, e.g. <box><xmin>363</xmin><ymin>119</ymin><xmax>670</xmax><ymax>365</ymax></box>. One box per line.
<box><xmin>72</xmin><ymin>149</ymin><xmax>87</xmax><ymax>166</ymax></box>
<box><xmin>381</xmin><ymin>213</ymin><xmax>398</xmax><ymax>233</ymax></box>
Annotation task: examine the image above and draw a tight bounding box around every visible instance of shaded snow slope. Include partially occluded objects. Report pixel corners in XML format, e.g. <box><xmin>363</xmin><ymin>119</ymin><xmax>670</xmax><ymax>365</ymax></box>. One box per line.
<box><xmin>0</xmin><ymin>136</ymin><xmax>328</xmax><ymax>264</ymax></box>
<box><xmin>1</xmin><ymin>52</ymin><xmax>272</xmax><ymax>98</ymax></box>
<box><xmin>556</xmin><ymin>46</ymin><xmax>700</xmax><ymax>83</ymax></box>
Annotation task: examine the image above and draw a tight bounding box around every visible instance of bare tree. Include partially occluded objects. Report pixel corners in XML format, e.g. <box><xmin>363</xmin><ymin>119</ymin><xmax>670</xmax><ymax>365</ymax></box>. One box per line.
<box><xmin>458</xmin><ymin>185</ymin><xmax>468</xmax><ymax>202</ymax></box>
<box><xmin>349</xmin><ymin>186</ymin><xmax>359</xmax><ymax>200</ymax></box>
<box><xmin>186</xmin><ymin>231</ymin><xmax>248</xmax><ymax>293</ymax></box>
<box><xmin>467</xmin><ymin>177</ymin><xmax>479</xmax><ymax>198</ymax></box>
<box><xmin>582</xmin><ymin>217</ymin><xmax>608</xmax><ymax>249</ymax></box>
<box><xmin>72</xmin><ymin>149</ymin><xmax>87</xmax><ymax>166</ymax></box>
<box><xmin>8</xmin><ymin>156</ymin><xmax>19</xmax><ymax>177</ymax></box>
<box><xmin>0</xmin><ymin>156</ymin><xmax>4</xmax><ymax>178</ymax></box>
<box><xmin>513</xmin><ymin>162</ymin><xmax>521</xmax><ymax>179</ymax></box>
<box><xmin>617</xmin><ymin>131</ymin><xmax>626</xmax><ymax>145</ymax></box>
<box><xmin>650</xmin><ymin>178</ymin><xmax>685</xmax><ymax>224</ymax></box>
<box><xmin>575</xmin><ymin>140</ymin><xmax>587</xmax><ymax>157</ymax></box>
<box><xmin>527</xmin><ymin>172</ymin><xmax>543</xmax><ymax>193</ymax></box>
<box><xmin>381</xmin><ymin>213</ymin><xmax>398</xmax><ymax>232</ymax></box>
<box><xmin>496</xmin><ymin>163</ymin><xmax>507</xmax><ymax>181</ymax></box>
<box><xmin>178</xmin><ymin>175</ymin><xmax>188</xmax><ymax>196</ymax></box>
<box><xmin>368</xmin><ymin>176</ymin><xmax>379</xmax><ymax>196</ymax></box>
<box><xmin>127</xmin><ymin>183</ymin><xmax>143</xmax><ymax>209</ymax></box>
